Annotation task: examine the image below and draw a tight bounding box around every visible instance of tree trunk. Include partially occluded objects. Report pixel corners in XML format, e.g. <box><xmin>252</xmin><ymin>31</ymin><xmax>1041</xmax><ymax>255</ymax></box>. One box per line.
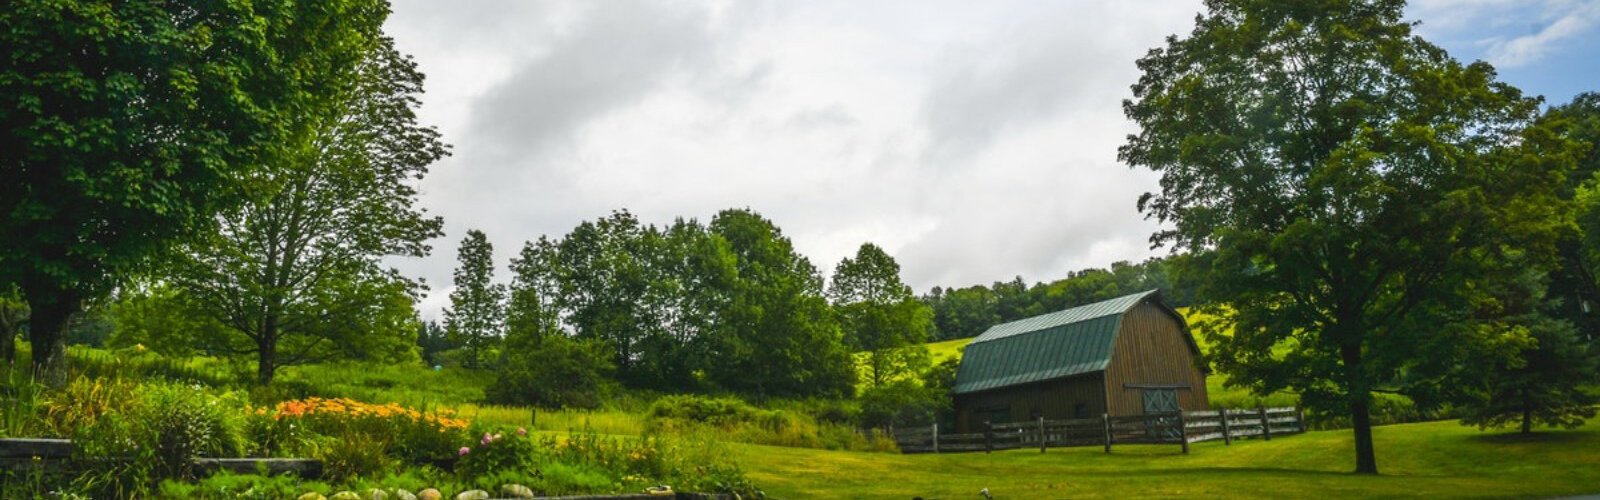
<box><xmin>1341</xmin><ymin>343</ymin><xmax>1378</xmax><ymax>474</ymax></box>
<box><xmin>24</xmin><ymin>289</ymin><xmax>78</xmax><ymax>386</ymax></box>
<box><xmin>257</xmin><ymin>317</ymin><xmax>278</xmax><ymax>385</ymax></box>
<box><xmin>1521</xmin><ymin>407</ymin><xmax>1533</xmax><ymax>435</ymax></box>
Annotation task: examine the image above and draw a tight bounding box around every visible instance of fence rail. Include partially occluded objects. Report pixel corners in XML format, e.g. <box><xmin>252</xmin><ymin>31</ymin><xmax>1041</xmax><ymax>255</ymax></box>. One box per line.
<box><xmin>893</xmin><ymin>406</ymin><xmax>1303</xmax><ymax>454</ymax></box>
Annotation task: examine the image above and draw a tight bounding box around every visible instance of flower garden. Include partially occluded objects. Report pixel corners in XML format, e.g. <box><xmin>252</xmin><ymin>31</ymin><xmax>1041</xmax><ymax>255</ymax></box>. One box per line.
<box><xmin>0</xmin><ymin>355</ymin><xmax>761</xmax><ymax>499</ymax></box>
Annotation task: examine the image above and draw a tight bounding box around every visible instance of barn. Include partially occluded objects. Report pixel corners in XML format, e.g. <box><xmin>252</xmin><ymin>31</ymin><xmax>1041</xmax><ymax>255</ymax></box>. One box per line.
<box><xmin>952</xmin><ymin>290</ymin><xmax>1208</xmax><ymax>432</ymax></box>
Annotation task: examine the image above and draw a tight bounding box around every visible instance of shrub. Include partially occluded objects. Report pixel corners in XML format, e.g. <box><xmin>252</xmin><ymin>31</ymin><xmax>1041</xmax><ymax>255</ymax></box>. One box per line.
<box><xmin>858</xmin><ymin>380</ymin><xmax>948</xmax><ymax>430</ymax></box>
<box><xmin>486</xmin><ymin>335</ymin><xmax>613</xmax><ymax>409</ymax></box>
<box><xmin>455</xmin><ymin>427</ymin><xmax>537</xmax><ymax>478</ymax></box>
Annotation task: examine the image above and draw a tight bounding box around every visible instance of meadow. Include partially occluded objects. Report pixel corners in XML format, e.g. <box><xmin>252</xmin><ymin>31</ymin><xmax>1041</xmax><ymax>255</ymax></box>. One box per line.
<box><xmin>4</xmin><ymin>316</ymin><xmax>1596</xmax><ymax>498</ymax></box>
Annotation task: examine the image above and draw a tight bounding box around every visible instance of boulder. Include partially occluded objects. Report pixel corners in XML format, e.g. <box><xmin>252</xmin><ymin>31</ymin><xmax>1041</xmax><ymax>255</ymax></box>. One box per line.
<box><xmin>454</xmin><ymin>490</ymin><xmax>490</xmax><ymax>500</ymax></box>
<box><xmin>297</xmin><ymin>493</ymin><xmax>326</xmax><ymax>500</ymax></box>
<box><xmin>365</xmin><ymin>489</ymin><xmax>388</xmax><ymax>500</ymax></box>
<box><xmin>330</xmin><ymin>492</ymin><xmax>361</xmax><ymax>500</ymax></box>
<box><xmin>394</xmin><ymin>489</ymin><xmax>418</xmax><ymax>500</ymax></box>
<box><xmin>417</xmin><ymin>489</ymin><xmax>443</xmax><ymax>500</ymax></box>
<box><xmin>500</xmin><ymin>484</ymin><xmax>535</xmax><ymax>498</ymax></box>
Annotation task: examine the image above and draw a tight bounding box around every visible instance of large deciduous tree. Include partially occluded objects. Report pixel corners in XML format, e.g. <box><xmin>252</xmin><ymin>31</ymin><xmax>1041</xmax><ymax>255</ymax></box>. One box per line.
<box><xmin>829</xmin><ymin>243</ymin><xmax>932</xmax><ymax>388</ymax></box>
<box><xmin>708</xmin><ymin>209</ymin><xmax>856</xmax><ymax>398</ymax></box>
<box><xmin>171</xmin><ymin>31</ymin><xmax>446</xmax><ymax>383</ymax></box>
<box><xmin>0</xmin><ymin>0</ymin><xmax>326</xmax><ymax>380</ymax></box>
<box><xmin>445</xmin><ymin>230</ymin><xmax>505</xmax><ymax>368</ymax></box>
<box><xmin>1120</xmin><ymin>0</ymin><xmax>1575</xmax><ymax>474</ymax></box>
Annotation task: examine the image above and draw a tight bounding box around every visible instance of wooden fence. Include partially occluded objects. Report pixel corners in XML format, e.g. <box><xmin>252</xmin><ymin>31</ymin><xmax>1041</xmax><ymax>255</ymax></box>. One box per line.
<box><xmin>894</xmin><ymin>407</ymin><xmax>1303</xmax><ymax>454</ymax></box>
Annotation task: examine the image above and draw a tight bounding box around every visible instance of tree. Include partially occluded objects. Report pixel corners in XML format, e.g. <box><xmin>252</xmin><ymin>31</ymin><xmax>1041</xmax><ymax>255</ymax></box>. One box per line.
<box><xmin>707</xmin><ymin>209</ymin><xmax>856</xmax><ymax>398</ymax></box>
<box><xmin>1544</xmin><ymin>93</ymin><xmax>1600</xmax><ymax>340</ymax></box>
<box><xmin>0</xmin><ymin>0</ymin><xmax>340</xmax><ymax>380</ymax></box>
<box><xmin>487</xmin><ymin>333</ymin><xmax>615</xmax><ymax>409</ymax></box>
<box><xmin>829</xmin><ymin>243</ymin><xmax>933</xmax><ymax>387</ymax></box>
<box><xmin>1455</xmin><ymin>289</ymin><xmax>1599</xmax><ymax>434</ymax></box>
<box><xmin>506</xmin><ymin>237</ymin><xmax>564</xmax><ymax>344</ymax></box>
<box><xmin>107</xmin><ymin>282</ymin><xmax>225</xmax><ymax>358</ymax></box>
<box><xmin>1120</xmin><ymin>0</ymin><xmax>1575</xmax><ymax>473</ymax></box>
<box><xmin>170</xmin><ymin>32</ymin><xmax>446</xmax><ymax>383</ymax></box>
<box><xmin>415</xmin><ymin>320</ymin><xmax>455</xmax><ymax>367</ymax></box>
<box><xmin>445</xmin><ymin>230</ymin><xmax>505</xmax><ymax>368</ymax></box>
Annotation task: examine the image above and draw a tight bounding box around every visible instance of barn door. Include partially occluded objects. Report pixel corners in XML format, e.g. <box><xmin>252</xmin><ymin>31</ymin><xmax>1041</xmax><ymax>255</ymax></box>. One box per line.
<box><xmin>1142</xmin><ymin>389</ymin><xmax>1181</xmax><ymax>440</ymax></box>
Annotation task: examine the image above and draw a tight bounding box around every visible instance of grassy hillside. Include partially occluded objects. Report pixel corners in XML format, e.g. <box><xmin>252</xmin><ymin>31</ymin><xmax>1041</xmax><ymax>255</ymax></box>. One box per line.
<box><xmin>736</xmin><ymin>416</ymin><xmax>1600</xmax><ymax>498</ymax></box>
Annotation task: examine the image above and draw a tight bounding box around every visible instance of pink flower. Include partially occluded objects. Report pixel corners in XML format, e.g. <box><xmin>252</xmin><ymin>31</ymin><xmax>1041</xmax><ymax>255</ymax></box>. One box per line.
<box><xmin>458</xmin><ymin>446</ymin><xmax>470</xmax><ymax>456</ymax></box>
<box><xmin>482</xmin><ymin>433</ymin><xmax>493</xmax><ymax>445</ymax></box>
<box><xmin>516</xmin><ymin>427</ymin><xmax>527</xmax><ymax>436</ymax></box>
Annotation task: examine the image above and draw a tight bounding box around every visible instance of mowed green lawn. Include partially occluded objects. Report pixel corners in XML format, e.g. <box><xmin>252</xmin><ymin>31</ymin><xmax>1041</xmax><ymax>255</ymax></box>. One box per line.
<box><xmin>734</xmin><ymin>416</ymin><xmax>1600</xmax><ymax>498</ymax></box>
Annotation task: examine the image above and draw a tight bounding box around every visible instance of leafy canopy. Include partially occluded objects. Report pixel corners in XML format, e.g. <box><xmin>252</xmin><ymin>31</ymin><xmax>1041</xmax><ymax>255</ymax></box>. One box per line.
<box><xmin>1120</xmin><ymin>0</ymin><xmax>1575</xmax><ymax>473</ymax></box>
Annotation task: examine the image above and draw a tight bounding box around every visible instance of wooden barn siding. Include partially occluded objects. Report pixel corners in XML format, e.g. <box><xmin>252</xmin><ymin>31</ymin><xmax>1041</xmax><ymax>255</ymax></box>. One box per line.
<box><xmin>953</xmin><ymin>372</ymin><xmax>1105</xmax><ymax>433</ymax></box>
<box><xmin>1103</xmin><ymin>301</ymin><xmax>1210</xmax><ymax>416</ymax></box>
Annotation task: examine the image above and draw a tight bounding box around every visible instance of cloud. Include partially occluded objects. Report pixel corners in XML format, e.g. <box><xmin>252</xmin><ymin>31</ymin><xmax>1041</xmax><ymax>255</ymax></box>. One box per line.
<box><xmin>379</xmin><ymin>0</ymin><xmax>1591</xmax><ymax>319</ymax></box>
<box><xmin>1482</xmin><ymin>1</ymin><xmax>1600</xmax><ymax>67</ymax></box>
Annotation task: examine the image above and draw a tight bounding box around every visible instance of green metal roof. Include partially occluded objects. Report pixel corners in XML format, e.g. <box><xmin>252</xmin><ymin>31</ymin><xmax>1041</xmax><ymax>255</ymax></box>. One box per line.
<box><xmin>952</xmin><ymin>290</ymin><xmax>1160</xmax><ymax>395</ymax></box>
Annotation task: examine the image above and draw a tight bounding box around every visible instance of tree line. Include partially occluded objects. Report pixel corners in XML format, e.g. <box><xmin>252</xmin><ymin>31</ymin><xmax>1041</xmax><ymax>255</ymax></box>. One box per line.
<box><xmin>430</xmin><ymin>210</ymin><xmax>938</xmax><ymax>405</ymax></box>
<box><xmin>920</xmin><ymin>257</ymin><xmax>1196</xmax><ymax>341</ymax></box>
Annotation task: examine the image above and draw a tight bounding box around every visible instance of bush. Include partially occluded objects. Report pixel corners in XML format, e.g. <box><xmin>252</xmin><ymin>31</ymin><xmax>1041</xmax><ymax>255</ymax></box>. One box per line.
<box><xmin>858</xmin><ymin>380</ymin><xmax>948</xmax><ymax>430</ymax></box>
<box><xmin>69</xmin><ymin>383</ymin><xmax>251</xmax><ymax>496</ymax></box>
<box><xmin>485</xmin><ymin>335</ymin><xmax>613</xmax><ymax>409</ymax></box>
<box><xmin>455</xmin><ymin>427</ymin><xmax>537</xmax><ymax>478</ymax></box>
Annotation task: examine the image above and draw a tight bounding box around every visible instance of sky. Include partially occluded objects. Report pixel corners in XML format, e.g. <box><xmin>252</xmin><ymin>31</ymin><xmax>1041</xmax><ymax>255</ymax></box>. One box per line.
<box><xmin>381</xmin><ymin>0</ymin><xmax>1600</xmax><ymax>319</ymax></box>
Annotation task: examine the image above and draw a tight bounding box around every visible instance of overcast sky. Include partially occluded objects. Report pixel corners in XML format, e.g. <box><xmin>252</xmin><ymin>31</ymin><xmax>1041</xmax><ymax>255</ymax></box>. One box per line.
<box><xmin>381</xmin><ymin>0</ymin><xmax>1600</xmax><ymax>319</ymax></box>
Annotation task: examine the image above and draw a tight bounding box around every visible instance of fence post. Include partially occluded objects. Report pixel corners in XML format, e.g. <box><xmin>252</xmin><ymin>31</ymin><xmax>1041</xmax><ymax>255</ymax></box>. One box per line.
<box><xmin>984</xmin><ymin>421</ymin><xmax>994</xmax><ymax>454</ymax></box>
<box><xmin>1295</xmin><ymin>407</ymin><xmax>1306</xmax><ymax>433</ymax></box>
<box><xmin>1178</xmin><ymin>411</ymin><xmax>1189</xmax><ymax>454</ymax></box>
<box><xmin>1038</xmin><ymin>416</ymin><xmax>1047</xmax><ymax>453</ymax></box>
<box><xmin>1220</xmin><ymin>408</ymin><xmax>1232</xmax><ymax>446</ymax></box>
<box><xmin>1259</xmin><ymin>407</ymin><xmax>1272</xmax><ymax>441</ymax></box>
<box><xmin>1102</xmin><ymin>413</ymin><xmax>1112</xmax><ymax>454</ymax></box>
<box><xmin>932</xmin><ymin>422</ymin><xmax>940</xmax><ymax>453</ymax></box>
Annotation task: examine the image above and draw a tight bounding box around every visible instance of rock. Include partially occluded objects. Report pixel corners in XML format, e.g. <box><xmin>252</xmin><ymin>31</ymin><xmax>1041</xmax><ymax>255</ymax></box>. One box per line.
<box><xmin>365</xmin><ymin>489</ymin><xmax>388</xmax><ymax>500</ymax></box>
<box><xmin>394</xmin><ymin>489</ymin><xmax>417</xmax><ymax>500</ymax></box>
<box><xmin>646</xmin><ymin>485</ymin><xmax>674</xmax><ymax>496</ymax></box>
<box><xmin>454</xmin><ymin>490</ymin><xmax>490</xmax><ymax>500</ymax></box>
<box><xmin>330</xmin><ymin>492</ymin><xmax>361</xmax><ymax>500</ymax></box>
<box><xmin>500</xmin><ymin>484</ymin><xmax>535</xmax><ymax>498</ymax></box>
<box><xmin>417</xmin><ymin>489</ymin><xmax>443</xmax><ymax>500</ymax></box>
<box><xmin>297</xmin><ymin>493</ymin><xmax>327</xmax><ymax>500</ymax></box>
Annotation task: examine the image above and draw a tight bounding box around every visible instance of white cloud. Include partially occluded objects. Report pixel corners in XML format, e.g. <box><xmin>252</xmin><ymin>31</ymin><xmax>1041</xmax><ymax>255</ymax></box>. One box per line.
<box><xmin>1482</xmin><ymin>1</ymin><xmax>1600</xmax><ymax>67</ymax></box>
<box><xmin>384</xmin><ymin>0</ymin><xmax>1589</xmax><ymax>319</ymax></box>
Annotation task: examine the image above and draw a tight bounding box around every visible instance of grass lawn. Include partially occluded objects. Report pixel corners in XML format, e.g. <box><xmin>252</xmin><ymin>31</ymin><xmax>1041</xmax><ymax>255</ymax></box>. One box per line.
<box><xmin>734</xmin><ymin>416</ymin><xmax>1600</xmax><ymax>498</ymax></box>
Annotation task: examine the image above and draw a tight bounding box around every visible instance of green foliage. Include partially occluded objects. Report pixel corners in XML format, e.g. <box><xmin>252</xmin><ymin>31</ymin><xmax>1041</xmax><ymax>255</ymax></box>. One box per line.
<box><xmin>921</xmin><ymin>258</ymin><xmax>1194</xmax><ymax>341</ymax></box>
<box><xmin>446</xmin><ymin>230</ymin><xmax>505</xmax><ymax>369</ymax></box>
<box><xmin>455</xmin><ymin>428</ymin><xmax>537</xmax><ymax>478</ymax></box>
<box><xmin>0</xmin><ymin>285</ymin><xmax>25</xmax><ymax>365</ymax></box>
<box><xmin>66</xmin><ymin>382</ymin><xmax>250</xmax><ymax>496</ymax></box>
<box><xmin>830</xmin><ymin>243</ymin><xmax>934</xmax><ymax>388</ymax></box>
<box><xmin>0</xmin><ymin>0</ymin><xmax>387</xmax><ymax>380</ymax></box>
<box><xmin>707</xmin><ymin>209</ymin><xmax>856</xmax><ymax>398</ymax></box>
<box><xmin>487</xmin><ymin>334</ymin><xmax>614</xmax><ymax>409</ymax></box>
<box><xmin>1120</xmin><ymin>0</ymin><xmax>1576</xmax><ymax>474</ymax></box>
<box><xmin>858</xmin><ymin>380</ymin><xmax>948</xmax><ymax>430</ymax></box>
<box><xmin>1457</xmin><ymin>314</ymin><xmax>1599</xmax><ymax>433</ymax></box>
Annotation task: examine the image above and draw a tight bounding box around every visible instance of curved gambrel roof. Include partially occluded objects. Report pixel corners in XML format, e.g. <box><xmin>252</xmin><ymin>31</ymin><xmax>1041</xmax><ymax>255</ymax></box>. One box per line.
<box><xmin>952</xmin><ymin>290</ymin><xmax>1194</xmax><ymax>395</ymax></box>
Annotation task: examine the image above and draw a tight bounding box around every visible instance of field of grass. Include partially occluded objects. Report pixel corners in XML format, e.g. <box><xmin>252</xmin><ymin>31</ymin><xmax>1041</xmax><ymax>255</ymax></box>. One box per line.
<box><xmin>734</xmin><ymin>416</ymin><xmax>1600</xmax><ymax>498</ymax></box>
